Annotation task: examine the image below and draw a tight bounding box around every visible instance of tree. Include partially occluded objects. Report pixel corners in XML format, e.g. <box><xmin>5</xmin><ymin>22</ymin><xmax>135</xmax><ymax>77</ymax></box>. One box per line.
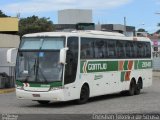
<box><xmin>137</xmin><ymin>28</ymin><xmax>146</xmax><ymax>32</ymax></box>
<box><xmin>155</xmin><ymin>29</ymin><xmax>160</xmax><ymax>34</ymax></box>
<box><xmin>137</xmin><ymin>28</ymin><xmax>148</xmax><ymax>37</ymax></box>
<box><xmin>19</xmin><ymin>15</ymin><xmax>55</xmax><ymax>36</ymax></box>
<box><xmin>0</xmin><ymin>10</ymin><xmax>9</xmax><ymax>17</ymax></box>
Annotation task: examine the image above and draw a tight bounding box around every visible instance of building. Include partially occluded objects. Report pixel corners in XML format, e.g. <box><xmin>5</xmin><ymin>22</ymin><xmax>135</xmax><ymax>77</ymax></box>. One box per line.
<box><xmin>55</xmin><ymin>23</ymin><xmax>135</xmax><ymax>36</ymax></box>
<box><xmin>55</xmin><ymin>24</ymin><xmax>76</xmax><ymax>31</ymax></box>
<box><xmin>149</xmin><ymin>34</ymin><xmax>160</xmax><ymax>71</ymax></box>
<box><xmin>55</xmin><ymin>23</ymin><xmax>95</xmax><ymax>31</ymax></box>
<box><xmin>0</xmin><ymin>34</ymin><xmax>20</xmax><ymax>88</ymax></box>
<box><xmin>0</xmin><ymin>17</ymin><xmax>19</xmax><ymax>88</ymax></box>
<box><xmin>0</xmin><ymin>17</ymin><xmax>19</xmax><ymax>34</ymax></box>
<box><xmin>96</xmin><ymin>24</ymin><xmax>135</xmax><ymax>37</ymax></box>
<box><xmin>58</xmin><ymin>9</ymin><xmax>92</xmax><ymax>24</ymax></box>
<box><xmin>57</xmin><ymin>9</ymin><xmax>135</xmax><ymax>36</ymax></box>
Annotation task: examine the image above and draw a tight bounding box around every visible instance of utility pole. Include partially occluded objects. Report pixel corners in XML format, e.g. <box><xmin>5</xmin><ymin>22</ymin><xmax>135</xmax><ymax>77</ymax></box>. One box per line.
<box><xmin>16</xmin><ymin>12</ymin><xmax>21</xmax><ymax>19</ymax></box>
<box><xmin>124</xmin><ymin>17</ymin><xmax>127</xmax><ymax>36</ymax></box>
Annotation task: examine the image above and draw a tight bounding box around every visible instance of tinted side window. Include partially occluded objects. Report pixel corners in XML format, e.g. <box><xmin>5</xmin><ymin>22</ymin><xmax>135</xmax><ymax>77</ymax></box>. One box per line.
<box><xmin>81</xmin><ymin>38</ymin><xmax>108</xmax><ymax>59</ymax></box>
<box><xmin>144</xmin><ymin>42</ymin><xmax>151</xmax><ymax>58</ymax></box>
<box><xmin>116</xmin><ymin>41</ymin><xmax>125</xmax><ymax>58</ymax></box>
<box><xmin>130</xmin><ymin>42</ymin><xmax>135</xmax><ymax>58</ymax></box>
<box><xmin>81</xmin><ymin>38</ymin><xmax>95</xmax><ymax>59</ymax></box>
<box><xmin>64</xmin><ymin>37</ymin><xmax>78</xmax><ymax>84</ymax></box>
<box><xmin>137</xmin><ymin>42</ymin><xmax>145</xmax><ymax>58</ymax></box>
<box><xmin>95</xmin><ymin>40</ymin><xmax>105</xmax><ymax>58</ymax></box>
<box><xmin>125</xmin><ymin>41</ymin><xmax>131</xmax><ymax>58</ymax></box>
<box><xmin>104</xmin><ymin>41</ymin><xmax>108</xmax><ymax>58</ymax></box>
<box><xmin>81</xmin><ymin>38</ymin><xmax>151</xmax><ymax>59</ymax></box>
<box><xmin>108</xmin><ymin>40</ymin><xmax>116</xmax><ymax>58</ymax></box>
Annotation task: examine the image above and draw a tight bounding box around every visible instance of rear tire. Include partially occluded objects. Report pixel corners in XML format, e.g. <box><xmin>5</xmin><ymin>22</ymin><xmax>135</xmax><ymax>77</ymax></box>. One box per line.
<box><xmin>135</xmin><ymin>80</ymin><xmax>142</xmax><ymax>95</ymax></box>
<box><xmin>77</xmin><ymin>85</ymin><xmax>89</xmax><ymax>104</ymax></box>
<box><xmin>37</xmin><ymin>100</ymin><xmax>50</xmax><ymax>105</ymax></box>
<box><xmin>127</xmin><ymin>80</ymin><xmax>136</xmax><ymax>96</ymax></box>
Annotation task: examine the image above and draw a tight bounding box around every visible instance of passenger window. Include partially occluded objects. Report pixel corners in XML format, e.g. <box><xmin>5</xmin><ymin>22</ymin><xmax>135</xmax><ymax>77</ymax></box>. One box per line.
<box><xmin>125</xmin><ymin>42</ymin><xmax>131</xmax><ymax>58</ymax></box>
<box><xmin>137</xmin><ymin>42</ymin><xmax>145</xmax><ymax>58</ymax></box>
<box><xmin>95</xmin><ymin>40</ymin><xmax>105</xmax><ymax>58</ymax></box>
<box><xmin>116</xmin><ymin>41</ymin><xmax>125</xmax><ymax>58</ymax></box>
<box><xmin>145</xmin><ymin>42</ymin><xmax>151</xmax><ymax>58</ymax></box>
<box><xmin>81</xmin><ymin>38</ymin><xmax>151</xmax><ymax>59</ymax></box>
<box><xmin>81</xmin><ymin>38</ymin><xmax>95</xmax><ymax>59</ymax></box>
<box><xmin>104</xmin><ymin>41</ymin><xmax>108</xmax><ymax>58</ymax></box>
<box><xmin>130</xmin><ymin>42</ymin><xmax>135</xmax><ymax>58</ymax></box>
<box><xmin>108</xmin><ymin>40</ymin><xmax>116</xmax><ymax>58</ymax></box>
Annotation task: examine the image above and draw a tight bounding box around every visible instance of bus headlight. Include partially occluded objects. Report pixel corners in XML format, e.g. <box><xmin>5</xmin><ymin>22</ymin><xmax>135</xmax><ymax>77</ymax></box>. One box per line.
<box><xmin>49</xmin><ymin>86</ymin><xmax>64</xmax><ymax>91</ymax></box>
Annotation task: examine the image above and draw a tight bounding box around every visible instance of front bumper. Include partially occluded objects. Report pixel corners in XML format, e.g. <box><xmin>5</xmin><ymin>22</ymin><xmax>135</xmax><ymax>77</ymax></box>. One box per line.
<box><xmin>16</xmin><ymin>88</ymin><xmax>65</xmax><ymax>101</ymax></box>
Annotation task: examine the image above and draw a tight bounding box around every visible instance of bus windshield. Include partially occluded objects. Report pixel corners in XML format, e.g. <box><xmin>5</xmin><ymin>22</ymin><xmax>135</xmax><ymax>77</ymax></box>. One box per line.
<box><xmin>16</xmin><ymin>37</ymin><xmax>65</xmax><ymax>83</ymax></box>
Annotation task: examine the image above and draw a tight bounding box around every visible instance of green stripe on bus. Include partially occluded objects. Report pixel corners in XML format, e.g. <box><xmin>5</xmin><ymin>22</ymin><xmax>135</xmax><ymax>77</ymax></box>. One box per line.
<box><xmin>134</xmin><ymin>60</ymin><xmax>138</xmax><ymax>69</ymax></box>
<box><xmin>137</xmin><ymin>60</ymin><xmax>152</xmax><ymax>69</ymax></box>
<box><xmin>134</xmin><ymin>60</ymin><xmax>152</xmax><ymax>69</ymax></box>
<box><xmin>16</xmin><ymin>80</ymin><xmax>23</xmax><ymax>86</ymax></box>
<box><xmin>30</xmin><ymin>82</ymin><xmax>62</xmax><ymax>87</ymax></box>
<box><xmin>121</xmin><ymin>72</ymin><xmax>125</xmax><ymax>82</ymax></box>
<box><xmin>16</xmin><ymin>80</ymin><xmax>62</xmax><ymax>88</ymax></box>
<box><xmin>124</xmin><ymin>61</ymin><xmax>128</xmax><ymax>70</ymax></box>
<box><xmin>107</xmin><ymin>61</ymin><xmax>118</xmax><ymax>71</ymax></box>
<box><xmin>80</xmin><ymin>60</ymin><xmax>152</xmax><ymax>73</ymax></box>
<box><xmin>50</xmin><ymin>82</ymin><xmax>63</xmax><ymax>87</ymax></box>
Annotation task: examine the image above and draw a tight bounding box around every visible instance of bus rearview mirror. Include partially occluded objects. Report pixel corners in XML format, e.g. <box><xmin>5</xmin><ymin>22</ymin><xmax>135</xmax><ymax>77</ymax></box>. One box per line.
<box><xmin>59</xmin><ymin>47</ymin><xmax>69</xmax><ymax>64</ymax></box>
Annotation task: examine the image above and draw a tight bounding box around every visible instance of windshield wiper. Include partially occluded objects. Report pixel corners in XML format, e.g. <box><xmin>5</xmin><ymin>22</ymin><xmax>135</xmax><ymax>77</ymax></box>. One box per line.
<box><xmin>33</xmin><ymin>59</ymin><xmax>36</xmax><ymax>75</ymax></box>
<box><xmin>35</xmin><ymin>58</ymin><xmax>39</xmax><ymax>82</ymax></box>
<box><xmin>35</xmin><ymin>54</ymin><xmax>48</xmax><ymax>83</ymax></box>
<box><xmin>17</xmin><ymin>76</ymin><xmax>30</xmax><ymax>83</ymax></box>
<box><xmin>38</xmin><ymin>67</ymin><xmax>48</xmax><ymax>83</ymax></box>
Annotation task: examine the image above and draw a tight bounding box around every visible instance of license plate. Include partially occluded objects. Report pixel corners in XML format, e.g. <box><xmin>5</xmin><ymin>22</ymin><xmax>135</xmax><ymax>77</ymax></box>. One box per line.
<box><xmin>32</xmin><ymin>94</ymin><xmax>40</xmax><ymax>97</ymax></box>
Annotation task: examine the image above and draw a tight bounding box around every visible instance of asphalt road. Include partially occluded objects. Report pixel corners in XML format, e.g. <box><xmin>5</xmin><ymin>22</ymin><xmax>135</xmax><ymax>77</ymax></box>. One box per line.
<box><xmin>0</xmin><ymin>76</ymin><xmax>160</xmax><ymax>114</ymax></box>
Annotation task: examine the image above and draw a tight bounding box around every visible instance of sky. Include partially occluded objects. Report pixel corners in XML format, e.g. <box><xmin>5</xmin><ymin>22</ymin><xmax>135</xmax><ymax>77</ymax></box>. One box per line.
<box><xmin>0</xmin><ymin>0</ymin><xmax>160</xmax><ymax>33</ymax></box>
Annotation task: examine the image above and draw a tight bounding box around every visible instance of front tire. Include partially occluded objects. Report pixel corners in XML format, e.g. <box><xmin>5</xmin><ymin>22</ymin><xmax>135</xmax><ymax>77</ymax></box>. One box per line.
<box><xmin>77</xmin><ymin>85</ymin><xmax>89</xmax><ymax>104</ymax></box>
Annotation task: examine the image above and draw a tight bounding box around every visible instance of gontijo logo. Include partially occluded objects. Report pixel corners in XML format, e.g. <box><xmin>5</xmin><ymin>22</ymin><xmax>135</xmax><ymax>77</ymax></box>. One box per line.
<box><xmin>88</xmin><ymin>63</ymin><xmax>107</xmax><ymax>71</ymax></box>
<box><xmin>81</xmin><ymin>61</ymin><xmax>110</xmax><ymax>73</ymax></box>
<box><xmin>81</xmin><ymin>61</ymin><xmax>119</xmax><ymax>73</ymax></box>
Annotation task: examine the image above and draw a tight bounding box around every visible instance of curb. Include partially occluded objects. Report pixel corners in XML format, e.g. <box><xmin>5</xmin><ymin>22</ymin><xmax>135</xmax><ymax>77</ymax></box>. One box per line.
<box><xmin>0</xmin><ymin>88</ymin><xmax>15</xmax><ymax>94</ymax></box>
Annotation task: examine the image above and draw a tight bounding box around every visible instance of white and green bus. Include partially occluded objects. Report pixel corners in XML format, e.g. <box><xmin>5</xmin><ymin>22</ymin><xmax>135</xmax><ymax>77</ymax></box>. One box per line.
<box><xmin>8</xmin><ymin>30</ymin><xmax>152</xmax><ymax>104</ymax></box>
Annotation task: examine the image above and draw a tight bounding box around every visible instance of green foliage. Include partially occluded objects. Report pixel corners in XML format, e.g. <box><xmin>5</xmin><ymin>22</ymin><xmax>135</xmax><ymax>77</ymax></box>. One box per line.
<box><xmin>0</xmin><ymin>10</ymin><xmax>9</xmax><ymax>17</ymax></box>
<box><xmin>137</xmin><ymin>28</ymin><xmax>146</xmax><ymax>32</ymax></box>
<box><xmin>19</xmin><ymin>15</ymin><xmax>55</xmax><ymax>36</ymax></box>
<box><xmin>155</xmin><ymin>29</ymin><xmax>160</xmax><ymax>34</ymax></box>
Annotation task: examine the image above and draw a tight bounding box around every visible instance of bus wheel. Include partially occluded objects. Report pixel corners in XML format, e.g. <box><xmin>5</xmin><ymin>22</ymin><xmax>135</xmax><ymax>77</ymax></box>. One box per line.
<box><xmin>77</xmin><ymin>84</ymin><xmax>89</xmax><ymax>104</ymax></box>
<box><xmin>127</xmin><ymin>80</ymin><xmax>136</xmax><ymax>96</ymax></box>
<box><xmin>37</xmin><ymin>100</ymin><xmax>50</xmax><ymax>105</ymax></box>
<box><xmin>135</xmin><ymin>80</ymin><xmax>142</xmax><ymax>95</ymax></box>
